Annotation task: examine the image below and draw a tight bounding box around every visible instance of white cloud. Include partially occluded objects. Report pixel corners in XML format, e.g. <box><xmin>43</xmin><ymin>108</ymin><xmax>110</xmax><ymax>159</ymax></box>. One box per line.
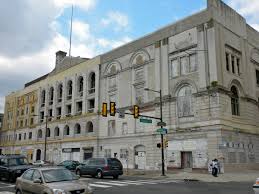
<box><xmin>97</xmin><ymin>36</ymin><xmax>132</xmax><ymax>49</ymax></box>
<box><xmin>101</xmin><ymin>11</ymin><xmax>129</xmax><ymax>31</ymax></box>
<box><xmin>73</xmin><ymin>20</ymin><xmax>91</xmax><ymax>41</ymax></box>
<box><xmin>53</xmin><ymin>0</ymin><xmax>96</xmax><ymax>11</ymax></box>
<box><xmin>227</xmin><ymin>0</ymin><xmax>259</xmax><ymax>30</ymax></box>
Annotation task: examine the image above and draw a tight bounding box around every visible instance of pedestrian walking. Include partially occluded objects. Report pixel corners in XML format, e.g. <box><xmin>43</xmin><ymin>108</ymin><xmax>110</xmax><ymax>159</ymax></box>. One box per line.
<box><xmin>212</xmin><ymin>159</ymin><xmax>219</xmax><ymax>177</ymax></box>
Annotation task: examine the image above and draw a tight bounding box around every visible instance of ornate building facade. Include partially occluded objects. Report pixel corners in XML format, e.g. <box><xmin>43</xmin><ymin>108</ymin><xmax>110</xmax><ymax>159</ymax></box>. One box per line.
<box><xmin>1</xmin><ymin>0</ymin><xmax>259</xmax><ymax>171</ymax></box>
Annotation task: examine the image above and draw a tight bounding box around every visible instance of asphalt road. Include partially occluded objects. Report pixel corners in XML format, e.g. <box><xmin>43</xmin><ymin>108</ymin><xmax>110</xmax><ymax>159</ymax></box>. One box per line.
<box><xmin>0</xmin><ymin>176</ymin><xmax>254</xmax><ymax>194</ymax></box>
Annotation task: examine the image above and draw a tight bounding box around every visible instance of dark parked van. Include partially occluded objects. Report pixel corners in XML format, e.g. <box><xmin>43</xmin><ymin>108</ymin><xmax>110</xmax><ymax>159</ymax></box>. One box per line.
<box><xmin>76</xmin><ymin>158</ymin><xmax>123</xmax><ymax>179</ymax></box>
<box><xmin>0</xmin><ymin>155</ymin><xmax>34</xmax><ymax>182</ymax></box>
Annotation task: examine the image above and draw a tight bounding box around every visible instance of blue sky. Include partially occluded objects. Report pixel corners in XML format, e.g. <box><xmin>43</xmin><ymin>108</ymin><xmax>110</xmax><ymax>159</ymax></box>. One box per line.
<box><xmin>0</xmin><ymin>0</ymin><xmax>258</xmax><ymax>112</ymax></box>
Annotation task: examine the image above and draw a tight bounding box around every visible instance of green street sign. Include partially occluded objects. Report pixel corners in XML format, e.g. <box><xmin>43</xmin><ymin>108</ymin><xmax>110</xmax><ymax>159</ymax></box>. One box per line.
<box><xmin>156</xmin><ymin>128</ymin><xmax>168</xmax><ymax>134</ymax></box>
<box><xmin>140</xmin><ymin>118</ymin><xmax>152</xmax><ymax>124</ymax></box>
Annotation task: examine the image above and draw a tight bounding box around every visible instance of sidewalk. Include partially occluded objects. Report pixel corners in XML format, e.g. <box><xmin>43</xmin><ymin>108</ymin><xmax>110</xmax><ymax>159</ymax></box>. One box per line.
<box><xmin>125</xmin><ymin>170</ymin><xmax>258</xmax><ymax>183</ymax></box>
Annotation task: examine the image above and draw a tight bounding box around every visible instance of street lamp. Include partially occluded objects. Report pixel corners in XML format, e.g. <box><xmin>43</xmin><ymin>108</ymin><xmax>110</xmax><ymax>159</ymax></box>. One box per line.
<box><xmin>32</xmin><ymin>114</ymin><xmax>53</xmax><ymax>161</ymax></box>
<box><xmin>144</xmin><ymin>87</ymin><xmax>165</xmax><ymax>176</ymax></box>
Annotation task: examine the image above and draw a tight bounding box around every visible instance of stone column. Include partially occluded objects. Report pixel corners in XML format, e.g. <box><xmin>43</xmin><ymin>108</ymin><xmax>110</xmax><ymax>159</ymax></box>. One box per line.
<box><xmin>71</xmin><ymin>76</ymin><xmax>76</xmax><ymax>116</ymax></box>
<box><xmin>82</xmin><ymin>73</ymin><xmax>87</xmax><ymax>113</ymax></box>
<box><xmin>61</xmin><ymin>79</ymin><xmax>66</xmax><ymax>118</ymax></box>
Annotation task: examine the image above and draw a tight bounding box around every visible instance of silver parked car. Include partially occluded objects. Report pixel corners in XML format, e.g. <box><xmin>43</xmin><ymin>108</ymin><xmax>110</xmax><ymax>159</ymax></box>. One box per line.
<box><xmin>16</xmin><ymin>167</ymin><xmax>93</xmax><ymax>194</ymax></box>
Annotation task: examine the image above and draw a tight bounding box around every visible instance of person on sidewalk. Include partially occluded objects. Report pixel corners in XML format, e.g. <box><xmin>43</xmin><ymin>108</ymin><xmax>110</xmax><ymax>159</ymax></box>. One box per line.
<box><xmin>212</xmin><ymin>159</ymin><xmax>219</xmax><ymax>177</ymax></box>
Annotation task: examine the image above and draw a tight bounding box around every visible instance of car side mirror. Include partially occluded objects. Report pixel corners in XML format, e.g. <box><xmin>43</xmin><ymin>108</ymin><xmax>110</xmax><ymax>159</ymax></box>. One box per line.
<box><xmin>33</xmin><ymin>179</ymin><xmax>42</xmax><ymax>184</ymax></box>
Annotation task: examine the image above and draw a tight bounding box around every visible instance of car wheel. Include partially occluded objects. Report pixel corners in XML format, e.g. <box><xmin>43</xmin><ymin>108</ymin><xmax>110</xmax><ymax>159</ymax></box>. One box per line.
<box><xmin>76</xmin><ymin>170</ymin><xmax>81</xmax><ymax>177</ymax></box>
<box><xmin>16</xmin><ymin>189</ymin><xmax>22</xmax><ymax>194</ymax></box>
<box><xmin>96</xmin><ymin>170</ymin><xmax>103</xmax><ymax>179</ymax></box>
<box><xmin>113</xmin><ymin>175</ymin><xmax>119</xmax><ymax>179</ymax></box>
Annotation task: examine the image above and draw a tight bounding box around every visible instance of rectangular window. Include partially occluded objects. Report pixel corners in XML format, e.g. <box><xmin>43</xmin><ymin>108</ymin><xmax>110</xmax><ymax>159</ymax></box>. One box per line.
<box><xmin>66</xmin><ymin>105</ymin><xmax>71</xmax><ymax>116</ymax></box>
<box><xmin>256</xmin><ymin>70</ymin><xmax>259</xmax><ymax>85</ymax></box>
<box><xmin>24</xmin><ymin>133</ymin><xmax>26</xmax><ymax>140</ymax></box>
<box><xmin>189</xmin><ymin>54</ymin><xmax>197</xmax><ymax>72</ymax></box>
<box><xmin>40</xmin><ymin>111</ymin><xmax>44</xmax><ymax>123</ymax></box>
<box><xmin>29</xmin><ymin>132</ymin><xmax>32</xmax><ymax>139</ymax></box>
<box><xmin>104</xmin><ymin>149</ymin><xmax>111</xmax><ymax>158</ymax></box>
<box><xmin>56</xmin><ymin>107</ymin><xmax>62</xmax><ymax>119</ymax></box>
<box><xmin>135</xmin><ymin>86</ymin><xmax>144</xmax><ymax>104</ymax></box>
<box><xmin>120</xmin><ymin>149</ymin><xmax>128</xmax><ymax>159</ymax></box>
<box><xmin>122</xmin><ymin>122</ymin><xmax>128</xmax><ymax>135</ymax></box>
<box><xmin>231</xmin><ymin>55</ymin><xmax>235</xmax><ymax>74</ymax></box>
<box><xmin>237</xmin><ymin>58</ymin><xmax>240</xmax><ymax>75</ymax></box>
<box><xmin>108</xmin><ymin>120</ymin><xmax>116</xmax><ymax>136</ymax></box>
<box><xmin>31</xmin><ymin>106</ymin><xmax>35</xmax><ymax>113</ymax></box>
<box><xmin>171</xmin><ymin>59</ymin><xmax>179</xmax><ymax>77</ymax></box>
<box><xmin>88</xmin><ymin>99</ymin><xmax>95</xmax><ymax>113</ymax></box>
<box><xmin>76</xmin><ymin>101</ymin><xmax>83</xmax><ymax>114</ymax></box>
<box><xmin>30</xmin><ymin>118</ymin><xmax>34</xmax><ymax>125</ymax></box>
<box><xmin>19</xmin><ymin>134</ymin><xmax>21</xmax><ymax>141</ymax></box>
<box><xmin>135</xmin><ymin>68</ymin><xmax>144</xmax><ymax>82</ymax></box>
<box><xmin>226</xmin><ymin>53</ymin><xmax>230</xmax><ymax>71</ymax></box>
<box><xmin>180</xmin><ymin>56</ymin><xmax>188</xmax><ymax>75</ymax></box>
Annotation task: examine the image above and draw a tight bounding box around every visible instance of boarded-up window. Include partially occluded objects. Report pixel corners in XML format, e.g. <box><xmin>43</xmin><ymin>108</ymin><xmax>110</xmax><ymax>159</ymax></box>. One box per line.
<box><xmin>171</xmin><ymin>59</ymin><xmax>179</xmax><ymax>77</ymax></box>
<box><xmin>180</xmin><ymin>56</ymin><xmax>188</xmax><ymax>75</ymax></box>
<box><xmin>135</xmin><ymin>86</ymin><xmax>144</xmax><ymax>104</ymax></box>
<box><xmin>239</xmin><ymin>152</ymin><xmax>246</xmax><ymax>163</ymax></box>
<box><xmin>108</xmin><ymin>120</ymin><xmax>116</xmax><ymax>136</ymax></box>
<box><xmin>104</xmin><ymin>149</ymin><xmax>111</xmax><ymax>158</ymax></box>
<box><xmin>189</xmin><ymin>54</ymin><xmax>197</xmax><ymax>72</ymax></box>
<box><xmin>177</xmin><ymin>86</ymin><xmax>192</xmax><ymax>117</ymax></box>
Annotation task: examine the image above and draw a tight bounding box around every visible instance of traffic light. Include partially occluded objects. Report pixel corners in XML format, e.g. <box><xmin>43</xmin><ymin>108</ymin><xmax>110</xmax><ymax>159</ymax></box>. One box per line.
<box><xmin>165</xmin><ymin>139</ymin><xmax>168</xmax><ymax>148</ymax></box>
<box><xmin>110</xmin><ymin>102</ymin><xmax>116</xmax><ymax>116</ymax></box>
<box><xmin>102</xmin><ymin>103</ymin><xmax>107</xmax><ymax>117</ymax></box>
<box><xmin>133</xmin><ymin>105</ymin><xmax>139</xmax><ymax>119</ymax></box>
<box><xmin>157</xmin><ymin>143</ymin><xmax>161</xmax><ymax>148</ymax></box>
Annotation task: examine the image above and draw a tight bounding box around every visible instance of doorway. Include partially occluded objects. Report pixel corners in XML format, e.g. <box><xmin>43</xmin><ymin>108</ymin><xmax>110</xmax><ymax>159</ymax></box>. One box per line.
<box><xmin>181</xmin><ymin>151</ymin><xmax>192</xmax><ymax>169</ymax></box>
<box><xmin>36</xmin><ymin>149</ymin><xmax>41</xmax><ymax>161</ymax></box>
<box><xmin>134</xmin><ymin>145</ymin><xmax>146</xmax><ymax>170</ymax></box>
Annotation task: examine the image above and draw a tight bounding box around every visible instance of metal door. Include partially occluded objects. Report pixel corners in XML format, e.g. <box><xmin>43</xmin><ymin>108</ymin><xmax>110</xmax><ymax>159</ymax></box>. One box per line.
<box><xmin>135</xmin><ymin>151</ymin><xmax>146</xmax><ymax>170</ymax></box>
<box><xmin>181</xmin><ymin>152</ymin><xmax>192</xmax><ymax>168</ymax></box>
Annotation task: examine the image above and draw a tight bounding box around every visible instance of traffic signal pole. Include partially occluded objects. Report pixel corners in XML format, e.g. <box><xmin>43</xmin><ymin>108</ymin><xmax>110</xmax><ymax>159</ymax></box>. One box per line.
<box><xmin>159</xmin><ymin>90</ymin><xmax>165</xmax><ymax>176</ymax></box>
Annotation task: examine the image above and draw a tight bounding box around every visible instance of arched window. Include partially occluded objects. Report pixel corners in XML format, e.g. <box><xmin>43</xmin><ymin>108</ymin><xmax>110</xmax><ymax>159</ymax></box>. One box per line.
<box><xmin>54</xmin><ymin>127</ymin><xmax>60</xmax><ymax>137</ymax></box>
<box><xmin>38</xmin><ymin>129</ymin><xmax>42</xmax><ymax>138</ymax></box>
<box><xmin>57</xmin><ymin>84</ymin><xmax>63</xmax><ymax>102</ymax></box>
<box><xmin>46</xmin><ymin>128</ymin><xmax>51</xmax><ymax>137</ymax></box>
<box><xmin>86</xmin><ymin>121</ymin><xmax>93</xmax><ymax>133</ymax></box>
<box><xmin>74</xmin><ymin>123</ymin><xmax>81</xmax><ymax>134</ymax></box>
<box><xmin>89</xmin><ymin>73</ymin><xmax>95</xmax><ymax>94</ymax></box>
<box><xmin>49</xmin><ymin>87</ymin><xmax>54</xmax><ymax>105</ymax></box>
<box><xmin>78</xmin><ymin>76</ymin><xmax>84</xmax><ymax>94</ymax></box>
<box><xmin>177</xmin><ymin>86</ymin><xmax>193</xmax><ymax>117</ymax></box>
<box><xmin>231</xmin><ymin>86</ymin><xmax>239</xmax><ymax>116</ymax></box>
<box><xmin>41</xmin><ymin>90</ymin><xmax>46</xmax><ymax>106</ymax></box>
<box><xmin>64</xmin><ymin>125</ymin><xmax>70</xmax><ymax>136</ymax></box>
<box><xmin>67</xmin><ymin>80</ymin><xmax>73</xmax><ymax>100</ymax></box>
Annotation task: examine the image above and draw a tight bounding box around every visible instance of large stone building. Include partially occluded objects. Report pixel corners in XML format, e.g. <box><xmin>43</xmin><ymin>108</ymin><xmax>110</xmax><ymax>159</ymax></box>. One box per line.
<box><xmin>1</xmin><ymin>0</ymin><xmax>259</xmax><ymax>171</ymax></box>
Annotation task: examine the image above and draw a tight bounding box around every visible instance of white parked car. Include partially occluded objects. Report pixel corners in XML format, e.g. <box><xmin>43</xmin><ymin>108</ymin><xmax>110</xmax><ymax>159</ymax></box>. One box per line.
<box><xmin>253</xmin><ymin>178</ymin><xmax>259</xmax><ymax>194</ymax></box>
<box><xmin>32</xmin><ymin>160</ymin><xmax>45</xmax><ymax>167</ymax></box>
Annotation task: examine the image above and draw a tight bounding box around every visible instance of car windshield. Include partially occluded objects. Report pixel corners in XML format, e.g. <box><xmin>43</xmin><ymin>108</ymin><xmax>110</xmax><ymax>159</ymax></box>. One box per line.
<box><xmin>9</xmin><ymin>158</ymin><xmax>29</xmax><ymax>166</ymax></box>
<box><xmin>42</xmin><ymin>169</ymin><xmax>79</xmax><ymax>183</ymax></box>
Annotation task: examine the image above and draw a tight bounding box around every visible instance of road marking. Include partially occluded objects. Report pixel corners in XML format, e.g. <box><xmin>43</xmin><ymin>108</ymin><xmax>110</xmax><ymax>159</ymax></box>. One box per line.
<box><xmin>108</xmin><ymin>181</ymin><xmax>143</xmax><ymax>185</ymax></box>
<box><xmin>0</xmin><ymin>185</ymin><xmax>15</xmax><ymax>188</ymax></box>
<box><xmin>94</xmin><ymin>181</ymin><xmax>128</xmax><ymax>186</ymax></box>
<box><xmin>89</xmin><ymin>183</ymin><xmax>112</xmax><ymax>188</ymax></box>
<box><xmin>0</xmin><ymin>192</ymin><xmax>15</xmax><ymax>194</ymax></box>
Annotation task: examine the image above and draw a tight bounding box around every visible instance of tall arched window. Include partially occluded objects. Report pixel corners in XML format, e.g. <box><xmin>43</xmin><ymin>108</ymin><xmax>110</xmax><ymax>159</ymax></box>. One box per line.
<box><xmin>67</xmin><ymin>80</ymin><xmax>73</xmax><ymax>100</ymax></box>
<box><xmin>57</xmin><ymin>84</ymin><xmax>63</xmax><ymax>102</ymax></box>
<box><xmin>49</xmin><ymin>87</ymin><xmax>54</xmax><ymax>105</ymax></box>
<box><xmin>231</xmin><ymin>86</ymin><xmax>239</xmax><ymax>116</ymax></box>
<box><xmin>38</xmin><ymin>129</ymin><xmax>42</xmax><ymax>138</ymax></box>
<box><xmin>177</xmin><ymin>86</ymin><xmax>193</xmax><ymax>117</ymax></box>
<box><xmin>74</xmin><ymin>123</ymin><xmax>81</xmax><ymax>134</ymax></box>
<box><xmin>46</xmin><ymin>128</ymin><xmax>51</xmax><ymax>137</ymax></box>
<box><xmin>54</xmin><ymin>127</ymin><xmax>60</xmax><ymax>137</ymax></box>
<box><xmin>78</xmin><ymin>76</ymin><xmax>84</xmax><ymax>94</ymax></box>
<box><xmin>64</xmin><ymin>125</ymin><xmax>70</xmax><ymax>136</ymax></box>
<box><xmin>41</xmin><ymin>90</ymin><xmax>46</xmax><ymax>107</ymax></box>
<box><xmin>89</xmin><ymin>73</ymin><xmax>95</xmax><ymax>94</ymax></box>
<box><xmin>86</xmin><ymin>121</ymin><xmax>93</xmax><ymax>133</ymax></box>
